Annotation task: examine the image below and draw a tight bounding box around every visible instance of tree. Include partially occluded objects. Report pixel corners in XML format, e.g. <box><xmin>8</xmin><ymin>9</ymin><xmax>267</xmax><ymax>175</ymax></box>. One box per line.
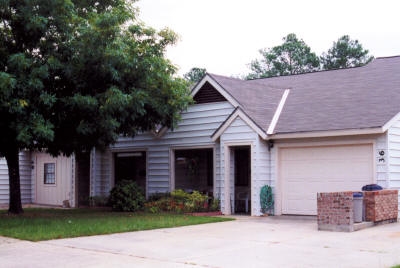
<box><xmin>321</xmin><ymin>35</ymin><xmax>374</xmax><ymax>70</ymax></box>
<box><xmin>0</xmin><ymin>0</ymin><xmax>192</xmax><ymax>214</ymax></box>
<box><xmin>247</xmin><ymin>33</ymin><xmax>320</xmax><ymax>79</ymax></box>
<box><xmin>184</xmin><ymin>67</ymin><xmax>206</xmax><ymax>84</ymax></box>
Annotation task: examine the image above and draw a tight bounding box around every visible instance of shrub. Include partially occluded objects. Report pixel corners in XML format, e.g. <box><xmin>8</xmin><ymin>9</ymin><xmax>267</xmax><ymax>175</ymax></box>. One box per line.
<box><xmin>210</xmin><ymin>198</ymin><xmax>220</xmax><ymax>211</ymax></box>
<box><xmin>147</xmin><ymin>192</ymin><xmax>171</xmax><ymax>202</ymax></box>
<box><xmin>145</xmin><ymin>189</ymin><xmax>218</xmax><ymax>213</ymax></box>
<box><xmin>109</xmin><ymin>180</ymin><xmax>145</xmax><ymax>212</ymax></box>
<box><xmin>171</xmin><ymin>189</ymin><xmax>190</xmax><ymax>201</ymax></box>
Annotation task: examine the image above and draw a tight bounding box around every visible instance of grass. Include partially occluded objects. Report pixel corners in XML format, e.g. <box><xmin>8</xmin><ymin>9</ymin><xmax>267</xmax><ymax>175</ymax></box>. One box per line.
<box><xmin>0</xmin><ymin>208</ymin><xmax>233</xmax><ymax>241</ymax></box>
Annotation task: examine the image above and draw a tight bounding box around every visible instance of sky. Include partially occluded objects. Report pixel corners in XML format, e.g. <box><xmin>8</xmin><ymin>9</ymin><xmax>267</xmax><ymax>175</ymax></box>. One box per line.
<box><xmin>136</xmin><ymin>0</ymin><xmax>400</xmax><ymax>77</ymax></box>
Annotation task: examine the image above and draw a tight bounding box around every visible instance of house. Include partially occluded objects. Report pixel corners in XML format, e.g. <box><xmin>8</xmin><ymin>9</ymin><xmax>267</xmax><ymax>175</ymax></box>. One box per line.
<box><xmin>1</xmin><ymin>56</ymin><xmax>400</xmax><ymax>216</ymax></box>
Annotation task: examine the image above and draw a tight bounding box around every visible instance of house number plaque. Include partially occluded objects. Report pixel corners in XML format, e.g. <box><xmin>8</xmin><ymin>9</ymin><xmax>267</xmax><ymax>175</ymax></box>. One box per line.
<box><xmin>378</xmin><ymin>150</ymin><xmax>385</xmax><ymax>163</ymax></box>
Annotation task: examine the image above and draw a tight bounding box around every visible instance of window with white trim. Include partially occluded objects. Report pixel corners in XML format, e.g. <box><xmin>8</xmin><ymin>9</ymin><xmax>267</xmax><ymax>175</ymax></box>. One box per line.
<box><xmin>44</xmin><ymin>163</ymin><xmax>56</xmax><ymax>184</ymax></box>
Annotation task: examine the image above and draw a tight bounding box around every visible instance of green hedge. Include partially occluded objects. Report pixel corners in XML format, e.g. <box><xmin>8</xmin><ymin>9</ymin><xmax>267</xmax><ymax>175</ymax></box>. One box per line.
<box><xmin>145</xmin><ymin>189</ymin><xmax>220</xmax><ymax>213</ymax></box>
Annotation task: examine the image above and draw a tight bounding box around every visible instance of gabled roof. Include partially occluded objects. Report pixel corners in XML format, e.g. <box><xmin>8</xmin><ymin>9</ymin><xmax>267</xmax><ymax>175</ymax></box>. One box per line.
<box><xmin>198</xmin><ymin>56</ymin><xmax>400</xmax><ymax>139</ymax></box>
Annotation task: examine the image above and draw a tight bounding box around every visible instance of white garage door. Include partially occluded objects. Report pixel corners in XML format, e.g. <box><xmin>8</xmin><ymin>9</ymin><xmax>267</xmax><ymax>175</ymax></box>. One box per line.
<box><xmin>280</xmin><ymin>144</ymin><xmax>373</xmax><ymax>215</ymax></box>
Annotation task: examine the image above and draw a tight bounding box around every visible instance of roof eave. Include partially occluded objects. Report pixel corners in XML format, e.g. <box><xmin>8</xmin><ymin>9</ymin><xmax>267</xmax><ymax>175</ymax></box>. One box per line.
<box><xmin>269</xmin><ymin>127</ymin><xmax>384</xmax><ymax>140</ymax></box>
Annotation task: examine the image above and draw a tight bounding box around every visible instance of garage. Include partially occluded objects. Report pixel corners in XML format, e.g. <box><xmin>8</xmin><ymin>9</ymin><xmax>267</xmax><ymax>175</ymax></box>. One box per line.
<box><xmin>280</xmin><ymin>144</ymin><xmax>374</xmax><ymax>215</ymax></box>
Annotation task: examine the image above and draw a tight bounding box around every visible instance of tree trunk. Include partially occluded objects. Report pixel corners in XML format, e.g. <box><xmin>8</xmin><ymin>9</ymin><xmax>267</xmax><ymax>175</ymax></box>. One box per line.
<box><xmin>5</xmin><ymin>147</ymin><xmax>24</xmax><ymax>214</ymax></box>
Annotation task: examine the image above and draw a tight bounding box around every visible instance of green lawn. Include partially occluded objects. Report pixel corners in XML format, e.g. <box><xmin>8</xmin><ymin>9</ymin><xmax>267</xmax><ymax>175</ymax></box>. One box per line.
<box><xmin>0</xmin><ymin>208</ymin><xmax>233</xmax><ymax>241</ymax></box>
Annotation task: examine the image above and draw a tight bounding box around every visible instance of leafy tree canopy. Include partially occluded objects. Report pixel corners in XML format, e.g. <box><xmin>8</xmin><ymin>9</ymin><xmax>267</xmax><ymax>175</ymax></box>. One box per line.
<box><xmin>321</xmin><ymin>35</ymin><xmax>374</xmax><ymax>70</ymax></box>
<box><xmin>0</xmin><ymin>0</ymin><xmax>192</xmax><ymax>213</ymax></box>
<box><xmin>184</xmin><ymin>67</ymin><xmax>207</xmax><ymax>84</ymax></box>
<box><xmin>247</xmin><ymin>33</ymin><xmax>320</xmax><ymax>79</ymax></box>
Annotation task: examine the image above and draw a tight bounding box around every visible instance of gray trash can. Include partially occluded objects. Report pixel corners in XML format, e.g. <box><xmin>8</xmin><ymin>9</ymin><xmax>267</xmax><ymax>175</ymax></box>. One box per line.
<box><xmin>353</xmin><ymin>192</ymin><xmax>363</xmax><ymax>223</ymax></box>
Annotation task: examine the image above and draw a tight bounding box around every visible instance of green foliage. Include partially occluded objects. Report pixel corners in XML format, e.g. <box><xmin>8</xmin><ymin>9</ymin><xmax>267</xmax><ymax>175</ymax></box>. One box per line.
<box><xmin>184</xmin><ymin>67</ymin><xmax>207</xmax><ymax>83</ymax></box>
<box><xmin>247</xmin><ymin>33</ymin><xmax>374</xmax><ymax>79</ymax></box>
<box><xmin>321</xmin><ymin>35</ymin><xmax>374</xmax><ymax>70</ymax></box>
<box><xmin>210</xmin><ymin>197</ymin><xmax>220</xmax><ymax>211</ymax></box>
<box><xmin>248</xmin><ymin>33</ymin><xmax>320</xmax><ymax>79</ymax></box>
<box><xmin>145</xmin><ymin>190</ymin><xmax>216</xmax><ymax>213</ymax></box>
<box><xmin>109</xmin><ymin>180</ymin><xmax>145</xmax><ymax>212</ymax></box>
<box><xmin>1</xmin><ymin>0</ymin><xmax>192</xmax><ymax>213</ymax></box>
<box><xmin>260</xmin><ymin>185</ymin><xmax>274</xmax><ymax>215</ymax></box>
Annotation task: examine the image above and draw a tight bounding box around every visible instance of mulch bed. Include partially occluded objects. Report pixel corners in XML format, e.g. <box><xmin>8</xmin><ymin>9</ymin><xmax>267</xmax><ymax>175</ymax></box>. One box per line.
<box><xmin>186</xmin><ymin>211</ymin><xmax>223</xmax><ymax>216</ymax></box>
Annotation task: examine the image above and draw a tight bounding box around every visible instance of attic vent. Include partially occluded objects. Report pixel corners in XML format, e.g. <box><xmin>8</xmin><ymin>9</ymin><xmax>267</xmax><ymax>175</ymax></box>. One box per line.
<box><xmin>193</xmin><ymin>82</ymin><xmax>227</xmax><ymax>104</ymax></box>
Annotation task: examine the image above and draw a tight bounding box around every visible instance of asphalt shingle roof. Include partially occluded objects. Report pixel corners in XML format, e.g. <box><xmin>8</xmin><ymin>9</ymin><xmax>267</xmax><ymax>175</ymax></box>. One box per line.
<box><xmin>209</xmin><ymin>56</ymin><xmax>400</xmax><ymax>135</ymax></box>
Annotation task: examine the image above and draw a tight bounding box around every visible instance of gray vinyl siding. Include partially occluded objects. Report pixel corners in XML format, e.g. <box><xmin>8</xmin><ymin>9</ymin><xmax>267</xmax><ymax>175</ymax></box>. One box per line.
<box><xmin>95</xmin><ymin>101</ymin><xmax>235</xmax><ymax>196</ymax></box>
<box><xmin>19</xmin><ymin>152</ymin><xmax>32</xmax><ymax>204</ymax></box>
<box><xmin>0</xmin><ymin>158</ymin><xmax>9</xmax><ymax>204</ymax></box>
<box><xmin>387</xmin><ymin>120</ymin><xmax>400</xmax><ymax>212</ymax></box>
<box><xmin>90</xmin><ymin>148</ymin><xmax>112</xmax><ymax>197</ymax></box>
<box><xmin>253</xmin><ymin>137</ymin><xmax>272</xmax><ymax>215</ymax></box>
<box><xmin>375</xmin><ymin>133</ymin><xmax>389</xmax><ymax>187</ymax></box>
<box><xmin>0</xmin><ymin>152</ymin><xmax>32</xmax><ymax>205</ymax></box>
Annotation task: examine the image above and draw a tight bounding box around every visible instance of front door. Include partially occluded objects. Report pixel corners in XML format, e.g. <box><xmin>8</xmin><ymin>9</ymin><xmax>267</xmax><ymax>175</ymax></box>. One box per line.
<box><xmin>35</xmin><ymin>153</ymin><xmax>72</xmax><ymax>206</ymax></box>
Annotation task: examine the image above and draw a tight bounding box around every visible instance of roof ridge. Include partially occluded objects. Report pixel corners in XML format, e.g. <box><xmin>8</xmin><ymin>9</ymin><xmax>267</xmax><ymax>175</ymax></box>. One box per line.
<box><xmin>375</xmin><ymin>55</ymin><xmax>400</xmax><ymax>60</ymax></box>
<box><xmin>244</xmin><ymin>56</ymin><xmax>400</xmax><ymax>82</ymax></box>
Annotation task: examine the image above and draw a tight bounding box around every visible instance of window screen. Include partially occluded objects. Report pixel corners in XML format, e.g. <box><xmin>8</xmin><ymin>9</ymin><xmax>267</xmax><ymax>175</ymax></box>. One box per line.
<box><xmin>44</xmin><ymin>163</ymin><xmax>56</xmax><ymax>184</ymax></box>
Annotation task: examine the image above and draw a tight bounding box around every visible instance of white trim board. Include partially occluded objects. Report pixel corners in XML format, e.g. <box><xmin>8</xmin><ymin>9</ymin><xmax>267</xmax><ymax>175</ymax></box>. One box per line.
<box><xmin>267</xmin><ymin>89</ymin><xmax>290</xmax><ymax>135</ymax></box>
<box><xmin>211</xmin><ymin>108</ymin><xmax>267</xmax><ymax>141</ymax></box>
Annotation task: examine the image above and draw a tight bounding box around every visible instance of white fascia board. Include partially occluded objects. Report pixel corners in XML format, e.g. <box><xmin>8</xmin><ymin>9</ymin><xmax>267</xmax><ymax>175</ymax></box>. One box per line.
<box><xmin>267</xmin><ymin>89</ymin><xmax>290</xmax><ymax>135</ymax></box>
<box><xmin>270</xmin><ymin>127</ymin><xmax>384</xmax><ymax>140</ymax></box>
<box><xmin>191</xmin><ymin>74</ymin><xmax>240</xmax><ymax>107</ymax></box>
<box><xmin>382</xmin><ymin>112</ymin><xmax>400</xmax><ymax>132</ymax></box>
<box><xmin>211</xmin><ymin>108</ymin><xmax>267</xmax><ymax>142</ymax></box>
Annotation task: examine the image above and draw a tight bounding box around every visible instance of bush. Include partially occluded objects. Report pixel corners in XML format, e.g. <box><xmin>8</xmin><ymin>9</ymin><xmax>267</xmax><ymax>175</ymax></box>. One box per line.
<box><xmin>109</xmin><ymin>180</ymin><xmax>145</xmax><ymax>212</ymax></box>
<box><xmin>147</xmin><ymin>192</ymin><xmax>171</xmax><ymax>202</ymax></box>
<box><xmin>145</xmin><ymin>189</ymin><xmax>218</xmax><ymax>213</ymax></box>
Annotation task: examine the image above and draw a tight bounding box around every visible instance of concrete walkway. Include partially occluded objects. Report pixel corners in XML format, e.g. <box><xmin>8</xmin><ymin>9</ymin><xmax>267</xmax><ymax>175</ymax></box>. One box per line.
<box><xmin>1</xmin><ymin>216</ymin><xmax>399</xmax><ymax>267</ymax></box>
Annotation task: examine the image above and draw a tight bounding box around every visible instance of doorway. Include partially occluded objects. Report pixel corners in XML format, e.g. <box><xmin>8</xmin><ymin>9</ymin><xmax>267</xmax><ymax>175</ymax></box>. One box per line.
<box><xmin>234</xmin><ymin>146</ymin><xmax>251</xmax><ymax>214</ymax></box>
<box><xmin>114</xmin><ymin>151</ymin><xmax>147</xmax><ymax>191</ymax></box>
<box><xmin>76</xmin><ymin>152</ymin><xmax>90</xmax><ymax>207</ymax></box>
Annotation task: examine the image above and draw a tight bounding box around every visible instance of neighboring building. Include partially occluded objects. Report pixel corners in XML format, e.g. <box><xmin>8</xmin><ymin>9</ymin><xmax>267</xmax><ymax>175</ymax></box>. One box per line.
<box><xmin>1</xmin><ymin>56</ymin><xmax>400</xmax><ymax>216</ymax></box>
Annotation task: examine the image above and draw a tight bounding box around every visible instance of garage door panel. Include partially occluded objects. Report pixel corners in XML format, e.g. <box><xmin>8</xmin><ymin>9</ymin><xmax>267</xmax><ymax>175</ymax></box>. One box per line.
<box><xmin>281</xmin><ymin>144</ymin><xmax>373</xmax><ymax>215</ymax></box>
<box><xmin>282</xmin><ymin>161</ymin><xmax>371</xmax><ymax>180</ymax></box>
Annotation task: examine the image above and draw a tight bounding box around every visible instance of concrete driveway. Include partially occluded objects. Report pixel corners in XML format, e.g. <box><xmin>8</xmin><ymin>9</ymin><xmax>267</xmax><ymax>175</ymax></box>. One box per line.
<box><xmin>1</xmin><ymin>216</ymin><xmax>399</xmax><ymax>268</ymax></box>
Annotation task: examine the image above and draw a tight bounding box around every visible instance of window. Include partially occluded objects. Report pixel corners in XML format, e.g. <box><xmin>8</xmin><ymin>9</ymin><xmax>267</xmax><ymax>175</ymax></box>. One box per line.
<box><xmin>44</xmin><ymin>163</ymin><xmax>56</xmax><ymax>184</ymax></box>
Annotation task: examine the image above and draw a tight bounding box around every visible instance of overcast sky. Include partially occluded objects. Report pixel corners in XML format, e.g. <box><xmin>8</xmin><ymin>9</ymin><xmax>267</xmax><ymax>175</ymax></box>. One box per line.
<box><xmin>136</xmin><ymin>0</ymin><xmax>400</xmax><ymax>77</ymax></box>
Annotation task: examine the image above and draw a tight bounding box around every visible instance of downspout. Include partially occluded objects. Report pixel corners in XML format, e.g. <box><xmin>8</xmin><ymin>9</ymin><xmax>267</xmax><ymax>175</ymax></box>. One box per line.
<box><xmin>268</xmin><ymin>140</ymin><xmax>274</xmax><ymax>188</ymax></box>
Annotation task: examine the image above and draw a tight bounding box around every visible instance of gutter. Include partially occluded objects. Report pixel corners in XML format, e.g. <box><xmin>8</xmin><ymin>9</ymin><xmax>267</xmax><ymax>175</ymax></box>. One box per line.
<box><xmin>268</xmin><ymin>127</ymin><xmax>384</xmax><ymax>140</ymax></box>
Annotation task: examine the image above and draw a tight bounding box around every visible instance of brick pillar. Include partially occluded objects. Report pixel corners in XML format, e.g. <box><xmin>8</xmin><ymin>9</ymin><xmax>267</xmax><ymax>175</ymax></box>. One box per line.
<box><xmin>364</xmin><ymin>189</ymin><xmax>398</xmax><ymax>223</ymax></box>
<box><xmin>317</xmin><ymin>191</ymin><xmax>354</xmax><ymax>232</ymax></box>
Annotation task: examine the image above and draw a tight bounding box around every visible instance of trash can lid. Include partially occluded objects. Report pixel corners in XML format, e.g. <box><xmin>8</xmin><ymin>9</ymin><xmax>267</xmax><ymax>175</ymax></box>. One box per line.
<box><xmin>361</xmin><ymin>184</ymin><xmax>383</xmax><ymax>191</ymax></box>
<box><xmin>353</xmin><ymin>192</ymin><xmax>363</xmax><ymax>198</ymax></box>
